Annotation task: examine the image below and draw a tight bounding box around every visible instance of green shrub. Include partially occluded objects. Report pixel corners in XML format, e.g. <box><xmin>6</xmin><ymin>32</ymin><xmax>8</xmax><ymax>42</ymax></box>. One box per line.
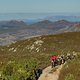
<box><xmin>3</xmin><ymin>63</ymin><xmax>14</xmax><ymax>76</ymax></box>
<box><xmin>1</xmin><ymin>59</ymin><xmax>38</xmax><ymax>80</ymax></box>
<box><xmin>65</xmin><ymin>74</ymin><xmax>75</xmax><ymax>80</ymax></box>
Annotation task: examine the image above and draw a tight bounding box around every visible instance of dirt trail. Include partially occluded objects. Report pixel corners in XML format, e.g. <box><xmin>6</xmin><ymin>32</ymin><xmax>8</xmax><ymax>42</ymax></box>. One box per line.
<box><xmin>38</xmin><ymin>64</ymin><xmax>64</xmax><ymax>80</ymax></box>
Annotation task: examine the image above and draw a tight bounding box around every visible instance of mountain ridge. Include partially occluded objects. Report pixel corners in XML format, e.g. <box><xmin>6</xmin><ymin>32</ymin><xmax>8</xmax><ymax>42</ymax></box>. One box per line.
<box><xmin>0</xmin><ymin>19</ymin><xmax>80</xmax><ymax>45</ymax></box>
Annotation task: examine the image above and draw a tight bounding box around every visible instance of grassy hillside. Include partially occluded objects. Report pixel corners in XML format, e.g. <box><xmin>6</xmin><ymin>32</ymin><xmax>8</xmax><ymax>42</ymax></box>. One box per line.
<box><xmin>0</xmin><ymin>32</ymin><xmax>80</xmax><ymax>80</ymax></box>
<box><xmin>59</xmin><ymin>55</ymin><xmax>80</xmax><ymax>80</ymax></box>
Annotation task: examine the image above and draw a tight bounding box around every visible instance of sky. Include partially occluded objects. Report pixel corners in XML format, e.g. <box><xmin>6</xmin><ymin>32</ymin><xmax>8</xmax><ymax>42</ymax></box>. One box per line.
<box><xmin>0</xmin><ymin>0</ymin><xmax>80</xmax><ymax>13</ymax></box>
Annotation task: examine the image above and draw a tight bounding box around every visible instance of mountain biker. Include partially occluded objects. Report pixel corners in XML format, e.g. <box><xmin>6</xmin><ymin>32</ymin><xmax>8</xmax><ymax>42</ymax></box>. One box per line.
<box><xmin>51</xmin><ymin>55</ymin><xmax>57</xmax><ymax>68</ymax></box>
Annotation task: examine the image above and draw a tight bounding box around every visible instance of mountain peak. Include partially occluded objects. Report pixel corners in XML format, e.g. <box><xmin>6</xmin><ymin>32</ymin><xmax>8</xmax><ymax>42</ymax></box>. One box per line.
<box><xmin>40</xmin><ymin>20</ymin><xmax>52</xmax><ymax>23</ymax></box>
<box><xmin>56</xmin><ymin>20</ymin><xmax>70</xmax><ymax>23</ymax></box>
<box><xmin>7</xmin><ymin>20</ymin><xmax>26</xmax><ymax>25</ymax></box>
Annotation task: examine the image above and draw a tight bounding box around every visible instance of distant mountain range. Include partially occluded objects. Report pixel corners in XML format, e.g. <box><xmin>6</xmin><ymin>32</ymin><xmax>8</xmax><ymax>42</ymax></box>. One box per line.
<box><xmin>0</xmin><ymin>20</ymin><xmax>27</xmax><ymax>29</ymax></box>
<box><xmin>0</xmin><ymin>19</ymin><xmax>80</xmax><ymax>45</ymax></box>
<box><xmin>23</xmin><ymin>15</ymin><xmax>80</xmax><ymax>24</ymax></box>
<box><xmin>45</xmin><ymin>16</ymin><xmax>80</xmax><ymax>22</ymax></box>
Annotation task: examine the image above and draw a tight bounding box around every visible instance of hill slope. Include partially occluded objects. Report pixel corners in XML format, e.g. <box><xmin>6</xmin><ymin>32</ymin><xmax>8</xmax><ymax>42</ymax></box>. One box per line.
<box><xmin>0</xmin><ymin>32</ymin><xmax>80</xmax><ymax>66</ymax></box>
<box><xmin>0</xmin><ymin>32</ymin><xmax>80</xmax><ymax>80</ymax></box>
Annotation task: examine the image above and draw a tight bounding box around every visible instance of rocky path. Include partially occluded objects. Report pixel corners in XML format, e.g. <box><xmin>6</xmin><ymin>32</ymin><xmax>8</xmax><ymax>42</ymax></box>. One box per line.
<box><xmin>38</xmin><ymin>64</ymin><xmax>64</xmax><ymax>80</ymax></box>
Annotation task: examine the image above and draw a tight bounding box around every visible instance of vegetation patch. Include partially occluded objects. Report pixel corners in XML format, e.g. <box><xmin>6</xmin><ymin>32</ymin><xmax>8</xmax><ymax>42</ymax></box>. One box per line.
<box><xmin>0</xmin><ymin>32</ymin><xmax>80</xmax><ymax>79</ymax></box>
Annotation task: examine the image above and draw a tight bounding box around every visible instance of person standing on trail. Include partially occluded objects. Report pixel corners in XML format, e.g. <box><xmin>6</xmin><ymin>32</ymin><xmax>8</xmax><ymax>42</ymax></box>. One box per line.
<box><xmin>37</xmin><ymin>69</ymin><xmax>42</xmax><ymax>78</ymax></box>
<box><xmin>51</xmin><ymin>55</ymin><xmax>57</xmax><ymax>68</ymax></box>
<box><xmin>57</xmin><ymin>55</ymin><xmax>62</xmax><ymax>65</ymax></box>
<box><xmin>61</xmin><ymin>54</ymin><xmax>65</xmax><ymax>64</ymax></box>
<box><xmin>67</xmin><ymin>53</ymin><xmax>71</xmax><ymax>60</ymax></box>
<box><xmin>33</xmin><ymin>66</ymin><xmax>38</xmax><ymax>80</ymax></box>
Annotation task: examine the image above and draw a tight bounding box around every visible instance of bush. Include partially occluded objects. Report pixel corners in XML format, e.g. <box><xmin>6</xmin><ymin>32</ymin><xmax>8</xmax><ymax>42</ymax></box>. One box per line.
<box><xmin>1</xmin><ymin>59</ymin><xmax>38</xmax><ymax>80</ymax></box>
<box><xmin>64</xmin><ymin>74</ymin><xmax>75</xmax><ymax>80</ymax></box>
<box><xmin>3</xmin><ymin>63</ymin><xmax>14</xmax><ymax>76</ymax></box>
